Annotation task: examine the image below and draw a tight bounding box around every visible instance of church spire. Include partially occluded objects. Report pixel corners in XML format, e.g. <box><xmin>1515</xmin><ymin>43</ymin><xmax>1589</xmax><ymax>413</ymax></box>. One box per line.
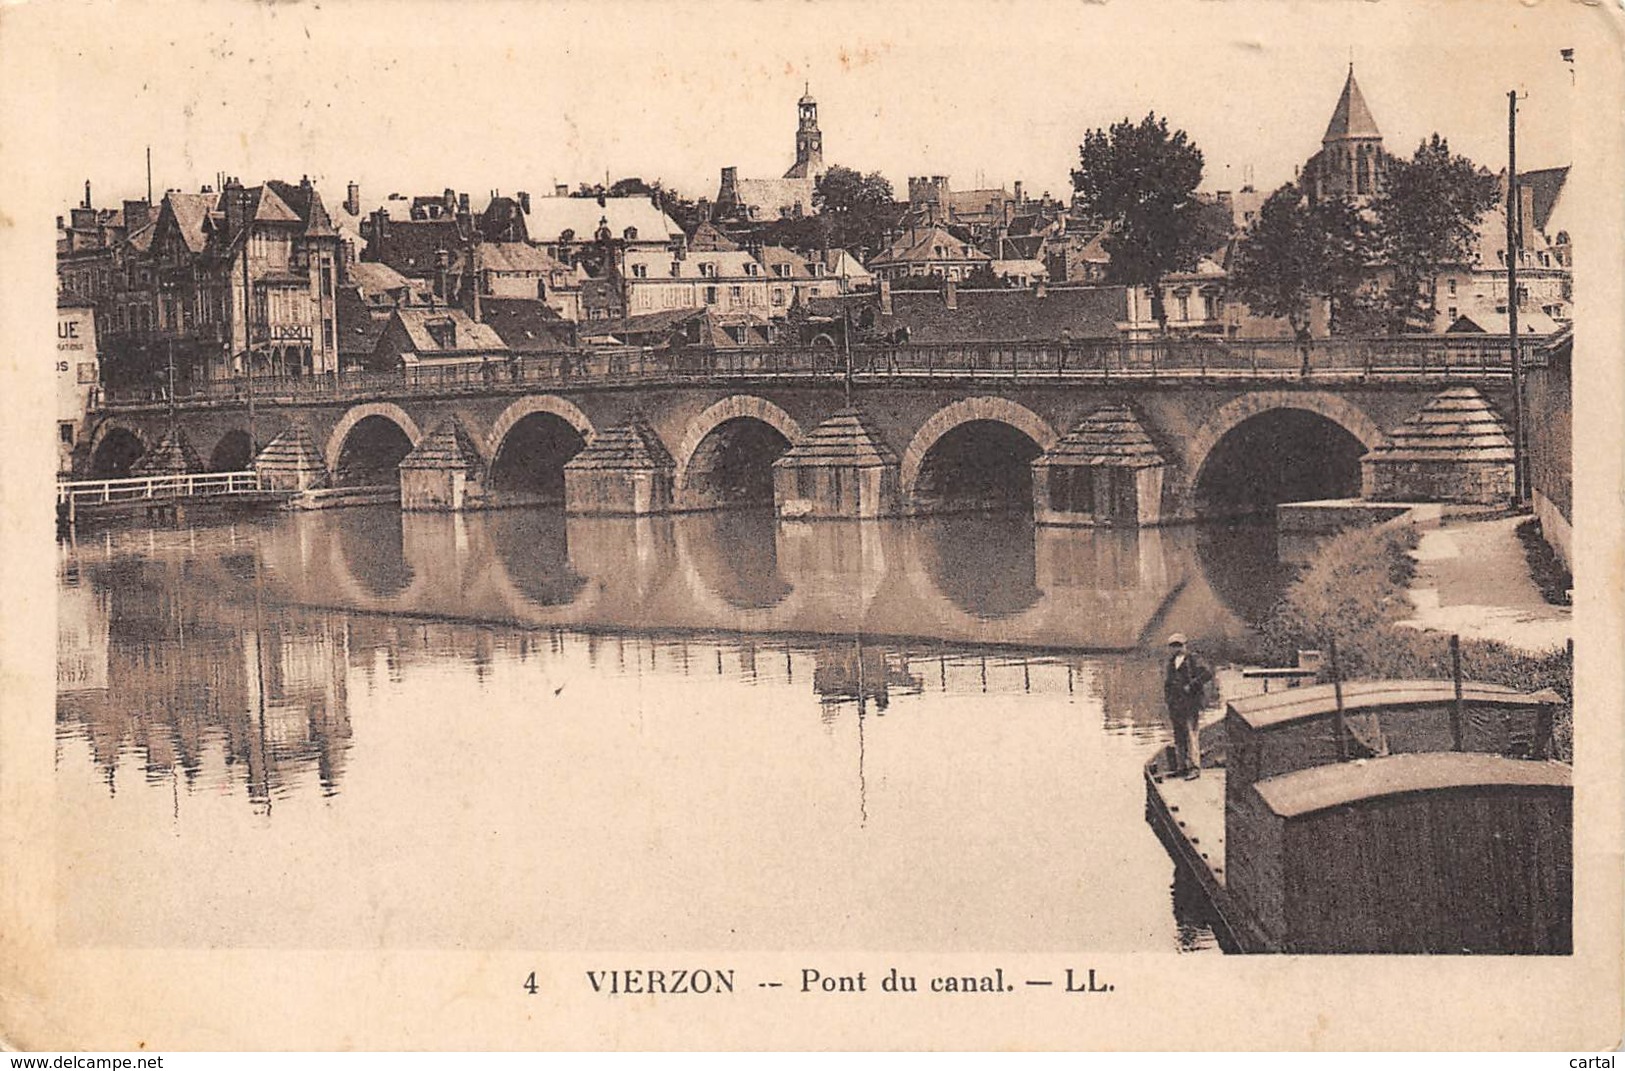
<box><xmin>1323</xmin><ymin>64</ymin><xmax>1382</xmax><ymax>144</ymax></box>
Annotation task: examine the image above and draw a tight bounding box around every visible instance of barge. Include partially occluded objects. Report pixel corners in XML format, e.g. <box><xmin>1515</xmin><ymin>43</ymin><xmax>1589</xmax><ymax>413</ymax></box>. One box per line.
<box><xmin>1146</xmin><ymin>678</ymin><xmax>1571</xmax><ymax>954</ymax></box>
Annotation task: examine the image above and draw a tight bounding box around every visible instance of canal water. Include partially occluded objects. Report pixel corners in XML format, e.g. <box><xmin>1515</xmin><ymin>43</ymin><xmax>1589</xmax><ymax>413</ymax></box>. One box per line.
<box><xmin>54</xmin><ymin>506</ymin><xmax>1291</xmax><ymax>952</ymax></box>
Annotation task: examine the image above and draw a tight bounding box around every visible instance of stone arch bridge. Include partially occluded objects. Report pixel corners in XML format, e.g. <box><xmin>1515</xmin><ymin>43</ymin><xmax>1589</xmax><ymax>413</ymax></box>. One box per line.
<box><xmin>84</xmin><ymin>353</ymin><xmax>1517</xmax><ymax>524</ymax></box>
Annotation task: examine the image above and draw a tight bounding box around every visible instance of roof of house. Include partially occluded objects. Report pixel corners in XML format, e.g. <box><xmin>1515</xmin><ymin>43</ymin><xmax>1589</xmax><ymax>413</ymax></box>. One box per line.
<box><xmin>336</xmin><ymin>286</ymin><xmax>389</xmax><ymax>356</ymax></box>
<box><xmin>264</xmin><ymin>180</ymin><xmax>337</xmax><ymax>238</ymax></box>
<box><xmin>1519</xmin><ymin>166</ymin><xmax>1570</xmax><ymax>234</ymax></box>
<box><xmin>756</xmin><ymin>245</ymin><xmax>815</xmax><ymax>278</ymax></box>
<box><xmin>521</xmin><ymin>195</ymin><xmax>681</xmax><ymax>244</ymax></box>
<box><xmin>161</xmin><ymin>192</ymin><xmax>217</xmax><ymax>254</ymax></box>
<box><xmin>946</xmin><ymin>187</ymin><xmax>1009</xmax><ymax>219</ymax></box>
<box><xmin>819</xmin><ymin>248</ymin><xmax>873</xmax><ymax>280</ymax></box>
<box><xmin>367</xmin><ymin>218</ymin><xmax>469</xmax><ymax>278</ymax></box>
<box><xmin>385</xmin><ymin>307</ymin><xmax>507</xmax><ymax>353</ymax></box>
<box><xmin>687</xmin><ymin>221</ymin><xmax>742</xmax><ymax>252</ymax></box>
<box><xmin>870</xmin><ymin>223</ymin><xmax>992</xmax><ymax>267</ymax></box>
<box><xmin>883</xmin><ymin>285</ymin><xmax>1127</xmax><ymax>342</ymax></box>
<box><xmin>478</xmin><ymin>241</ymin><xmax>569</xmax><ymax>274</ymax></box>
<box><xmin>347</xmin><ymin>261</ymin><xmax>416</xmax><ymax>297</ymax></box>
<box><xmin>577</xmin><ymin>307</ymin><xmax>707</xmax><ymax>339</ymax></box>
<box><xmin>1323</xmin><ymin>65</ymin><xmax>1382</xmax><ymax>142</ymax></box>
<box><xmin>479</xmin><ymin>297</ymin><xmax>574</xmax><ymax>352</ymax></box>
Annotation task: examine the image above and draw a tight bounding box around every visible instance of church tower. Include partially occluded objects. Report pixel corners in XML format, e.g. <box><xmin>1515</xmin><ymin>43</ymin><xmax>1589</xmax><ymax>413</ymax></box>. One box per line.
<box><xmin>1305</xmin><ymin>65</ymin><xmax>1386</xmax><ymax>205</ymax></box>
<box><xmin>784</xmin><ymin>85</ymin><xmax>825</xmax><ymax>180</ymax></box>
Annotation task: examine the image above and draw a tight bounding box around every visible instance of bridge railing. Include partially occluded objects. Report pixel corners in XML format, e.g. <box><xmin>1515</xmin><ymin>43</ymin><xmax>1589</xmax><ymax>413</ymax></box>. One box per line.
<box><xmin>57</xmin><ymin>470</ymin><xmax>264</xmax><ymax>506</ymax></box>
<box><xmin>94</xmin><ymin>336</ymin><xmax>1520</xmax><ymax>408</ymax></box>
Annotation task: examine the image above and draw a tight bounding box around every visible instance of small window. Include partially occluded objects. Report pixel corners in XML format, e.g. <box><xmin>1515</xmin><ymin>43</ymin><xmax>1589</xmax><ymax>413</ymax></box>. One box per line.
<box><xmin>730</xmin><ymin>285</ymin><xmax>742</xmax><ymax>299</ymax></box>
<box><xmin>1448</xmin><ymin>278</ymin><xmax>1458</xmax><ymax>296</ymax></box>
<box><xmin>1447</xmin><ymin>306</ymin><xmax>1458</xmax><ymax>322</ymax></box>
<box><xmin>705</xmin><ymin>286</ymin><xmax>718</xmax><ymax>305</ymax></box>
<box><xmin>632</xmin><ymin>264</ymin><xmax>648</xmax><ymax>279</ymax></box>
<box><xmin>772</xmin><ymin>289</ymin><xmax>786</xmax><ymax>307</ymax></box>
<box><xmin>60</xmin><ymin>422</ymin><xmax>74</xmax><ymax>444</ymax></box>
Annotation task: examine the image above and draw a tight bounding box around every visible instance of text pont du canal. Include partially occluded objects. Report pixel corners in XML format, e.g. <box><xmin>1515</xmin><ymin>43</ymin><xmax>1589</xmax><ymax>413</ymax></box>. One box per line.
<box><xmin>580</xmin><ymin>967</ymin><xmax>1114</xmax><ymax>996</ymax></box>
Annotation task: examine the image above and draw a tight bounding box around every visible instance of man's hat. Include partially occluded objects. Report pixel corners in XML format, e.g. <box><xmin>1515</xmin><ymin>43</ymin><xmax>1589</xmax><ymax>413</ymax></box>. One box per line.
<box><xmin>1166</xmin><ymin>633</ymin><xmax>1187</xmax><ymax>646</ymax></box>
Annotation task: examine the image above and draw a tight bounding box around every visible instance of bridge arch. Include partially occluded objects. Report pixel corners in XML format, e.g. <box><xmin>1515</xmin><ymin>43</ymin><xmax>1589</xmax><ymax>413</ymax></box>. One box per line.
<box><xmin>900</xmin><ymin>397</ymin><xmax>1058</xmax><ymax>512</ymax></box>
<box><xmin>326</xmin><ymin>403</ymin><xmax>422</xmax><ymax>487</ymax></box>
<box><xmin>486</xmin><ymin>395</ymin><xmax>595</xmax><ymax>502</ymax></box>
<box><xmin>673</xmin><ymin>395</ymin><xmax>803</xmax><ymax>509</ymax></box>
<box><xmin>1182</xmin><ymin>391</ymin><xmax>1385</xmax><ymax>517</ymax></box>
<box><xmin>485</xmin><ymin>395</ymin><xmax>595</xmax><ymax>458</ymax></box>
<box><xmin>208</xmin><ymin>428</ymin><xmax>254</xmax><ymax>472</ymax></box>
<box><xmin>324</xmin><ymin>403</ymin><xmax>423</xmax><ymax>473</ymax></box>
<box><xmin>86</xmin><ymin>421</ymin><xmax>149</xmax><ymax>478</ymax></box>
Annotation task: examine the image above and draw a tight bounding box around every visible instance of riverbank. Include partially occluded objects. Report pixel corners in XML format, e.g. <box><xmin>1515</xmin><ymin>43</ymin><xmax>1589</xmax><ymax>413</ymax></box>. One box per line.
<box><xmin>1247</xmin><ymin>519</ymin><xmax>1573</xmax><ymax>761</ymax></box>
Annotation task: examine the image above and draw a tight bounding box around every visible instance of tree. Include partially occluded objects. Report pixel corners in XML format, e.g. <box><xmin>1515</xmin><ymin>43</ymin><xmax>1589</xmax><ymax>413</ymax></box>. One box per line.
<box><xmin>1229</xmin><ymin>182</ymin><xmax>1373</xmax><ymax>340</ymax></box>
<box><xmin>814</xmin><ymin>165</ymin><xmax>898</xmax><ymax>261</ymax></box>
<box><xmin>1370</xmin><ymin>135</ymin><xmax>1499</xmax><ymax>331</ymax></box>
<box><xmin>1071</xmin><ymin>113</ymin><xmax>1206</xmax><ymax>330</ymax></box>
<box><xmin>962</xmin><ymin>263</ymin><xmax>1007</xmax><ymax>289</ymax></box>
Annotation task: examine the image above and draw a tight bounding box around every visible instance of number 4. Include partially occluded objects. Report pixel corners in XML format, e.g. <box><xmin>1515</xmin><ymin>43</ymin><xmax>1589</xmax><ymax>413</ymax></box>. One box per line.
<box><xmin>523</xmin><ymin>971</ymin><xmax>538</xmax><ymax>995</ymax></box>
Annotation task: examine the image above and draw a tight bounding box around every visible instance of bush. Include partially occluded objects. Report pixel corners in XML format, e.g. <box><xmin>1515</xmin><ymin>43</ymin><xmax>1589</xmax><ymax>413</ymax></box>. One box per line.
<box><xmin>1252</xmin><ymin>522</ymin><xmax>1572</xmax><ymax>761</ymax></box>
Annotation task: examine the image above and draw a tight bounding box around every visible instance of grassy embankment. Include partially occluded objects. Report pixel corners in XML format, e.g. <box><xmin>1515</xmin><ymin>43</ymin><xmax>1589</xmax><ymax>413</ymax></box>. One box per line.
<box><xmin>1242</xmin><ymin>523</ymin><xmax>1573</xmax><ymax>762</ymax></box>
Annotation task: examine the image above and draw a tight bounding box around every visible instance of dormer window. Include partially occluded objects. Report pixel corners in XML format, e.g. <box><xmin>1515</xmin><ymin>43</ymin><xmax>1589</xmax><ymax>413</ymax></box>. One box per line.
<box><xmin>670</xmin><ymin>261</ymin><xmax>681</xmax><ymax>277</ymax></box>
<box><xmin>631</xmin><ymin>263</ymin><xmax>648</xmax><ymax>279</ymax></box>
<box><xmin>745</xmin><ymin>262</ymin><xmax>760</xmax><ymax>277</ymax></box>
<box><xmin>773</xmin><ymin>263</ymin><xmax>791</xmax><ymax>278</ymax></box>
<box><xmin>700</xmin><ymin>262</ymin><xmax>717</xmax><ymax>278</ymax></box>
<box><xmin>624</xmin><ymin>226</ymin><xmax>639</xmax><ymax>241</ymax></box>
<box><xmin>559</xmin><ymin>229</ymin><xmax>575</xmax><ymax>244</ymax></box>
<box><xmin>425</xmin><ymin>318</ymin><xmax>457</xmax><ymax>348</ymax></box>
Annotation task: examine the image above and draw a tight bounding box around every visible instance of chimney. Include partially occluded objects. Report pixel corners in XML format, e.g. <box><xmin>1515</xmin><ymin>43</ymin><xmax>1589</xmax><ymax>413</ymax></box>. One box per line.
<box><xmin>468</xmin><ymin>245</ymin><xmax>482</xmax><ymax>322</ymax></box>
<box><xmin>435</xmin><ymin>248</ymin><xmax>451</xmax><ymax>299</ymax></box>
<box><xmin>1035</xmin><ymin>279</ymin><xmax>1047</xmax><ymax>300</ymax></box>
<box><xmin>368</xmin><ymin>207</ymin><xmax>388</xmax><ymax>260</ymax></box>
<box><xmin>879</xmin><ymin>278</ymin><xmax>893</xmax><ymax>316</ymax></box>
<box><xmin>555</xmin><ymin>183</ymin><xmax>568</xmax><ymax>197</ymax></box>
<box><xmin>223</xmin><ymin>177</ymin><xmax>250</xmax><ymax>240</ymax></box>
<box><xmin>945</xmin><ymin>278</ymin><xmax>957</xmax><ymax>310</ymax></box>
<box><xmin>459</xmin><ymin>192</ymin><xmax>470</xmax><ymax>214</ymax></box>
<box><xmin>83</xmin><ymin>180</ymin><xmax>92</xmax><ymax>209</ymax></box>
<box><xmin>1014</xmin><ymin>180</ymin><xmax>1024</xmax><ymax>204</ymax></box>
<box><xmin>122</xmin><ymin>199</ymin><xmax>152</xmax><ymax>234</ymax></box>
<box><xmin>345</xmin><ymin>181</ymin><xmax>360</xmax><ymax>216</ymax></box>
<box><xmin>518</xmin><ymin>190</ymin><xmax>530</xmax><ymax>214</ymax></box>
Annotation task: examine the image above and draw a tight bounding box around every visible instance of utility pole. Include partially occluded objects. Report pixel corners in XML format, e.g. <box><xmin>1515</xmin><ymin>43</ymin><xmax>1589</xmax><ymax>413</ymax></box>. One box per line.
<box><xmin>241</xmin><ymin>215</ymin><xmax>256</xmax><ymax>454</ymax></box>
<box><xmin>842</xmin><ymin>302</ymin><xmax>854</xmax><ymax>406</ymax></box>
<box><xmin>1507</xmin><ymin>90</ymin><xmax>1527</xmax><ymax>506</ymax></box>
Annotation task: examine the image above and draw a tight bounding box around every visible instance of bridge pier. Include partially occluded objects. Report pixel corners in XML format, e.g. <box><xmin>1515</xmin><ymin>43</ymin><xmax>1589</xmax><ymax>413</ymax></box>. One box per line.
<box><xmin>399</xmin><ymin>418</ymin><xmax>488</xmax><ymax>512</ymax></box>
<box><xmin>1032</xmin><ymin>405</ymin><xmax>1168</xmax><ymax>528</ymax></box>
<box><xmin>772</xmin><ymin>409</ymin><xmax>901</xmax><ymax>520</ymax></box>
<box><xmin>563</xmin><ymin>417</ymin><xmax>675</xmax><ymax>515</ymax></box>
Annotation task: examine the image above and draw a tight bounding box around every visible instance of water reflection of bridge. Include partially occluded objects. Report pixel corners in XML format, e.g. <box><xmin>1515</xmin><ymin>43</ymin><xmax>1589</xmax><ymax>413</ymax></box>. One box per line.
<box><xmin>57</xmin><ymin>508</ymin><xmax>1280</xmax><ymax>803</ymax></box>
<box><xmin>250</xmin><ymin>507</ymin><xmax>1221</xmax><ymax>651</ymax></box>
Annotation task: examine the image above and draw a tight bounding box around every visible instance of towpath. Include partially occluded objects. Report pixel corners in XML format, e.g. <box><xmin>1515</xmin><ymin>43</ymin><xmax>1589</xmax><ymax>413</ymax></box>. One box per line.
<box><xmin>1400</xmin><ymin>514</ymin><xmax>1571</xmax><ymax>654</ymax></box>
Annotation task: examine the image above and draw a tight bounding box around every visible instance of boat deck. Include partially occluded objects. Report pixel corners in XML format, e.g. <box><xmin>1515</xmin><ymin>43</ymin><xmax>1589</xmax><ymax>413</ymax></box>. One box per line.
<box><xmin>1148</xmin><ymin>762</ymin><xmax>1228</xmax><ymax>885</ymax></box>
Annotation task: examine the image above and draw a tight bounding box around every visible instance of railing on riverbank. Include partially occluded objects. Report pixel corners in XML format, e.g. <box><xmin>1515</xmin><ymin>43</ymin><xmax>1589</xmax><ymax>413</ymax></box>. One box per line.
<box><xmin>95</xmin><ymin>336</ymin><xmax>1522</xmax><ymax>410</ymax></box>
<box><xmin>58</xmin><ymin>470</ymin><xmax>263</xmax><ymax>507</ymax></box>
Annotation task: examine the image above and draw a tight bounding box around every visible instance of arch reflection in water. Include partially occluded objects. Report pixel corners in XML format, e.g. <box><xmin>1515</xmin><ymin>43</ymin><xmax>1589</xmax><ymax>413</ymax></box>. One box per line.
<box><xmin>915</xmin><ymin>513</ymin><xmax>1042</xmax><ymax>620</ymax></box>
<box><xmin>335</xmin><ymin>507</ymin><xmax>414</xmax><ymax>599</ymax></box>
<box><xmin>484</xmin><ymin>509</ymin><xmax>590</xmax><ymax>609</ymax></box>
<box><xmin>677</xmin><ymin>509</ymin><xmax>793</xmax><ymax>611</ymax></box>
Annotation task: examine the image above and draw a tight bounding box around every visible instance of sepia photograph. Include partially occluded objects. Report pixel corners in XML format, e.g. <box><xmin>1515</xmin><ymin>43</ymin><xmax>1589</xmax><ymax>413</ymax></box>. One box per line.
<box><xmin>5</xmin><ymin>0</ymin><xmax>1622</xmax><ymax>1052</ymax></box>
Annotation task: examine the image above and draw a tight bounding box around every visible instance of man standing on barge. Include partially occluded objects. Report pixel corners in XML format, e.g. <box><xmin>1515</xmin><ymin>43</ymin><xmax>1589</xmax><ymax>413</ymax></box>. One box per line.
<box><xmin>1164</xmin><ymin>633</ymin><xmax>1212</xmax><ymax>779</ymax></box>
